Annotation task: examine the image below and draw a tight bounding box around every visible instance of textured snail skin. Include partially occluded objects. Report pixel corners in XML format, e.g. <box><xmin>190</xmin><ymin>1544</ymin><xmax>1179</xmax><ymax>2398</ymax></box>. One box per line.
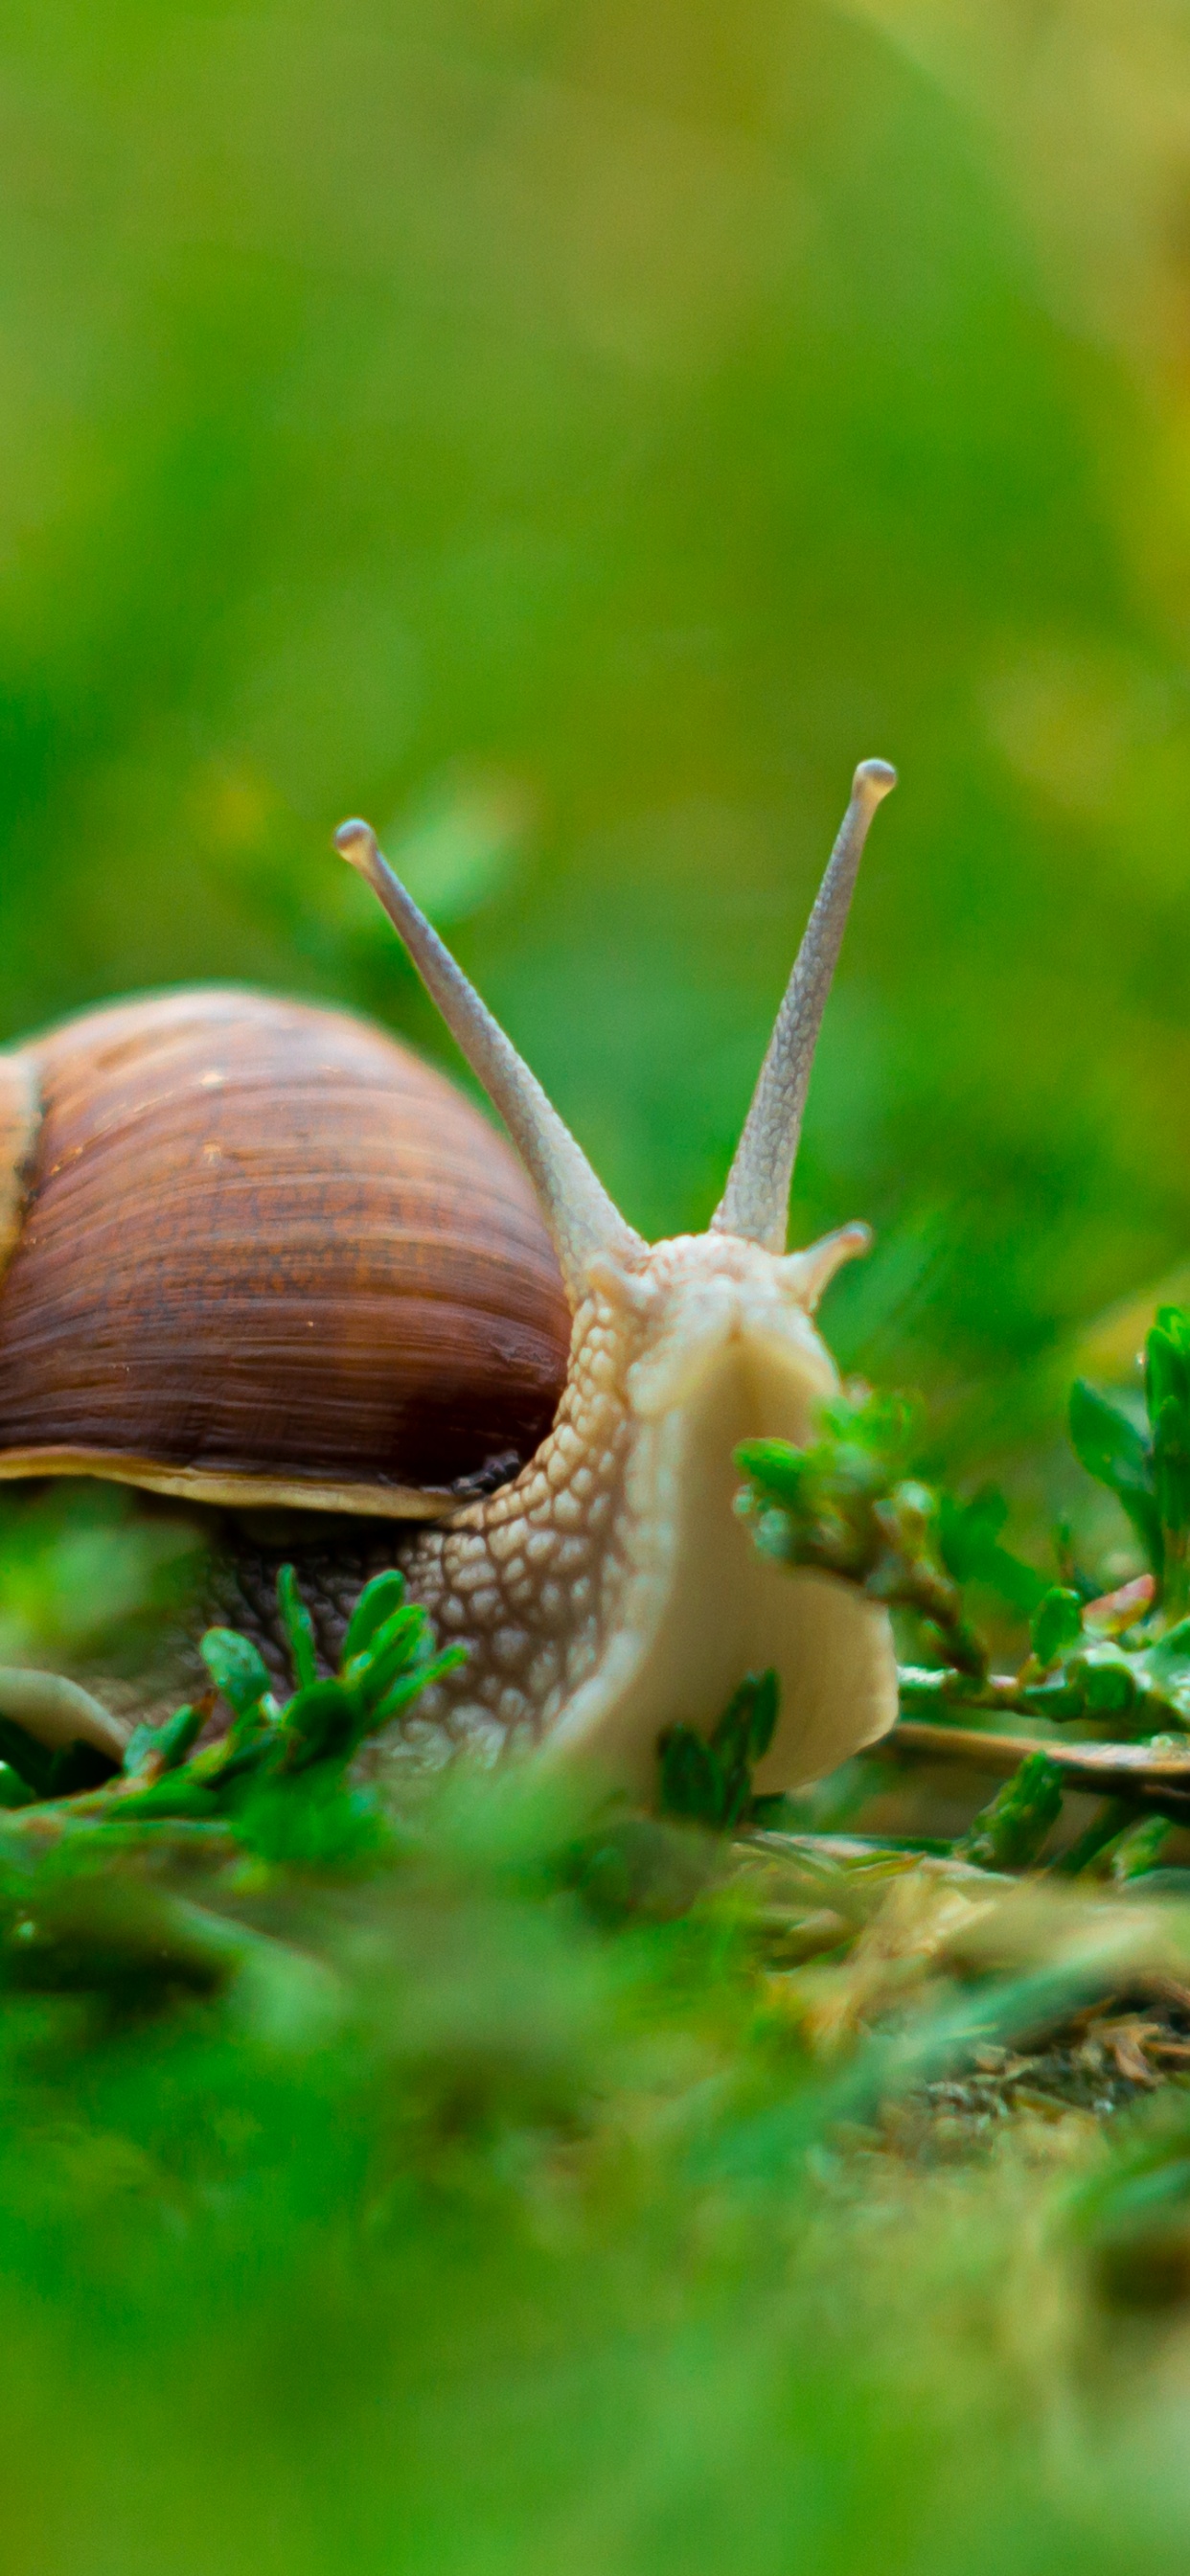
<box><xmin>0</xmin><ymin>990</ymin><xmax>570</xmax><ymax>1513</ymax></box>
<box><xmin>379</xmin><ymin>1230</ymin><xmax>896</xmax><ymax>1793</ymax></box>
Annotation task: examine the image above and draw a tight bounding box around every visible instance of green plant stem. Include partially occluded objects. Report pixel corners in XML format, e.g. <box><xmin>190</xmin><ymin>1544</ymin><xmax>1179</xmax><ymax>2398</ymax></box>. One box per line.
<box><xmin>899</xmin><ymin>1666</ymin><xmax>1084</xmax><ymax>1720</ymax></box>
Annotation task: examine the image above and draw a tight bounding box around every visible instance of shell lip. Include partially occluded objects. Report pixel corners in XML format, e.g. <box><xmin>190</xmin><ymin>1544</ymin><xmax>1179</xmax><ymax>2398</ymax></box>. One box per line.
<box><xmin>0</xmin><ymin>1448</ymin><xmax>455</xmax><ymax>1521</ymax></box>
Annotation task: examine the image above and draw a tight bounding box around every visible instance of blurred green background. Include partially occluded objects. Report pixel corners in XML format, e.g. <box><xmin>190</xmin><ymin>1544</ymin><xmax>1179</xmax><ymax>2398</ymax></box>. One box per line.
<box><xmin>9</xmin><ymin>16</ymin><xmax>1190</xmax><ymax>2568</ymax></box>
<box><xmin>8</xmin><ymin>0</ymin><xmax>1190</xmax><ymax>1436</ymax></box>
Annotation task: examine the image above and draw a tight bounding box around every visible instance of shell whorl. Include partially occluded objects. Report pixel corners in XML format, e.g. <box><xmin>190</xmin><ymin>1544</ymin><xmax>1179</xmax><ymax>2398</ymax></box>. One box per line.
<box><xmin>0</xmin><ymin>990</ymin><xmax>571</xmax><ymax>1511</ymax></box>
<box><xmin>0</xmin><ymin>1049</ymin><xmax>40</xmax><ymax>1288</ymax></box>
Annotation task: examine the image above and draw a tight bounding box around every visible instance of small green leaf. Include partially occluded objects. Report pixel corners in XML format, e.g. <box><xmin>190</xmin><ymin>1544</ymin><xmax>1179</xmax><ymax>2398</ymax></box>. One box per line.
<box><xmin>1153</xmin><ymin>1392</ymin><xmax>1190</xmax><ymax>1539</ymax></box>
<box><xmin>733</xmin><ymin>1439</ymin><xmax>809</xmax><ymax>1508</ymax></box>
<box><xmin>123</xmin><ymin>1701</ymin><xmax>206</xmax><ymax>1780</ymax></box>
<box><xmin>116</xmin><ymin>1772</ymin><xmax>223</xmax><ymax>1823</ymax></box>
<box><xmin>235</xmin><ymin>1771</ymin><xmax>392</xmax><ymax>1867</ymax></box>
<box><xmin>712</xmin><ymin>1669</ymin><xmax>779</xmax><ymax>1769</ymax></box>
<box><xmin>1069</xmin><ymin>1379</ymin><xmax>1150</xmax><ymax>1488</ymax></box>
<box><xmin>957</xmin><ymin>1751</ymin><xmax>1064</xmax><ymax>1873</ymax></box>
<box><xmin>711</xmin><ymin>1679</ymin><xmax>752</xmax><ymax>1773</ymax></box>
<box><xmin>656</xmin><ymin>1672</ymin><xmax>786</xmax><ymax>1829</ymax></box>
<box><xmin>1030</xmin><ymin>1586</ymin><xmax>1084</xmax><ymax>1668</ymax></box>
<box><xmin>200</xmin><ymin>1628</ymin><xmax>273</xmax><ymax>1718</ymax></box>
<box><xmin>1068</xmin><ymin>1380</ymin><xmax>1161</xmax><ymax>1568</ymax></box>
<box><xmin>348</xmin><ymin>1604</ymin><xmax>434</xmax><ymax>1711</ymax></box>
<box><xmin>369</xmin><ymin>1646</ymin><xmax>467</xmax><ymax>1731</ymax></box>
<box><xmin>744</xmin><ymin>1668</ymin><xmax>779</xmax><ymax>1763</ymax></box>
<box><xmin>1133</xmin><ymin>1616</ymin><xmax>1190</xmax><ymax>1721</ymax></box>
<box><xmin>937</xmin><ymin>1488</ymin><xmax>1044</xmax><ymax>1615</ymax></box>
<box><xmin>1136</xmin><ymin>1614</ymin><xmax>1190</xmax><ymax>1686</ymax></box>
<box><xmin>122</xmin><ymin>1720</ymin><xmax>161</xmax><ymax>1779</ymax></box>
<box><xmin>819</xmin><ymin>1387</ymin><xmax>918</xmax><ymax>1458</ymax></box>
<box><xmin>1066</xmin><ymin>1644</ymin><xmax>1137</xmax><ymax>1717</ymax></box>
<box><xmin>341</xmin><ymin>1570</ymin><xmax>407</xmax><ymax>1670</ymax></box>
<box><xmin>203</xmin><ymin>1708</ymin><xmax>276</xmax><ymax>1784</ymax></box>
<box><xmin>155</xmin><ymin>1700</ymin><xmax>208</xmax><ymax>1770</ymax></box>
<box><xmin>657</xmin><ymin>1727</ymin><xmax>723</xmax><ymax>1828</ymax></box>
<box><xmin>1110</xmin><ymin>1814</ymin><xmax>1174</xmax><ymax>1883</ymax></box>
<box><xmin>284</xmin><ymin>1679</ymin><xmax>358</xmax><ymax>1769</ymax></box>
<box><xmin>718</xmin><ymin>1763</ymin><xmax>753</xmax><ymax>1829</ymax></box>
<box><xmin>277</xmin><ymin>1565</ymin><xmax>318</xmax><ymax>1691</ymax></box>
<box><xmin>1146</xmin><ymin>1316</ymin><xmax>1190</xmax><ymax>1438</ymax></box>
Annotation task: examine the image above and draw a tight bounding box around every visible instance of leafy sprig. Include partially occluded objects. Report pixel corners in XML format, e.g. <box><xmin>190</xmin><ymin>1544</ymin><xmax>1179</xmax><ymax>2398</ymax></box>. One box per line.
<box><xmin>719</xmin><ymin>1306</ymin><xmax>1190</xmax><ymax>1874</ymax></box>
<box><xmin>657</xmin><ymin>1672</ymin><xmax>779</xmax><ymax>1829</ymax></box>
<box><xmin>736</xmin><ymin>1390</ymin><xmax>1023</xmax><ymax>1682</ymax></box>
<box><xmin>656</xmin><ymin>1666</ymin><xmax>1072</xmax><ymax>1874</ymax></box>
<box><xmin>735</xmin><ymin>1311</ymin><xmax>1190</xmax><ymax>1743</ymax></box>
<box><xmin>1070</xmin><ymin>1305</ymin><xmax>1190</xmax><ymax>1616</ymax></box>
<box><xmin>0</xmin><ymin>1564</ymin><xmax>465</xmax><ymax>1860</ymax></box>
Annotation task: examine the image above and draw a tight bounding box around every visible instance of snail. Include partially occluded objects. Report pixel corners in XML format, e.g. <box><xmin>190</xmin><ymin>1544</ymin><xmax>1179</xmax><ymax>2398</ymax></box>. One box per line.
<box><xmin>0</xmin><ymin>759</ymin><xmax>899</xmax><ymax>1794</ymax></box>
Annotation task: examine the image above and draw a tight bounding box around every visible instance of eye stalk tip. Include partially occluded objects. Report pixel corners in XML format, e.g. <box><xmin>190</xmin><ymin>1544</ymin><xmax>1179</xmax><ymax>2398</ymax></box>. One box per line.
<box><xmin>781</xmin><ymin>1219</ymin><xmax>874</xmax><ymax>1311</ymax></box>
<box><xmin>711</xmin><ymin>757</ymin><xmax>898</xmax><ymax>1250</ymax></box>
<box><xmin>835</xmin><ymin>1217</ymin><xmax>874</xmax><ymax>1258</ymax></box>
<box><xmin>854</xmin><ymin>758</ymin><xmax>897</xmax><ymax>805</ymax></box>
<box><xmin>333</xmin><ymin>817</ymin><xmax>380</xmax><ymax>874</ymax></box>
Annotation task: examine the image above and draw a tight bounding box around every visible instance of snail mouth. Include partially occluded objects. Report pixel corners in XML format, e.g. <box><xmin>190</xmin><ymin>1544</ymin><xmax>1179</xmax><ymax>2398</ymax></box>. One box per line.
<box><xmin>543</xmin><ymin>1327</ymin><xmax>897</xmax><ymax>1797</ymax></box>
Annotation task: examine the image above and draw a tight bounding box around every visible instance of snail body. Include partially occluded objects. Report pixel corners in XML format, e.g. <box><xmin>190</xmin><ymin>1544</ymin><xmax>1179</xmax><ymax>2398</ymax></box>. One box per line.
<box><xmin>0</xmin><ymin>763</ymin><xmax>900</xmax><ymax>1794</ymax></box>
<box><xmin>393</xmin><ymin>1225</ymin><xmax>893</xmax><ymax>1791</ymax></box>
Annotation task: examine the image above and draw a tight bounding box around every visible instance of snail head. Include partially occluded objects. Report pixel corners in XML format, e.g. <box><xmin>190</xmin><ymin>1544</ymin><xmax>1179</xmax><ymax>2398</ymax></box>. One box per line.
<box><xmin>335</xmin><ymin>756</ymin><xmax>895</xmax><ymax>1437</ymax></box>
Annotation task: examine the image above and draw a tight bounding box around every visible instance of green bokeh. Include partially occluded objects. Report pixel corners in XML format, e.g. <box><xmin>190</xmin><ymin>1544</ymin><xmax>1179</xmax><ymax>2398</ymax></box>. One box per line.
<box><xmin>10</xmin><ymin>16</ymin><xmax>1190</xmax><ymax>2549</ymax></box>
<box><xmin>5</xmin><ymin>0</ymin><xmax>1188</xmax><ymax>1430</ymax></box>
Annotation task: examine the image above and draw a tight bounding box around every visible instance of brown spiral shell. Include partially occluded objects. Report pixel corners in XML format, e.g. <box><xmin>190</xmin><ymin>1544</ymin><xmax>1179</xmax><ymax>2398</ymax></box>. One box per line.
<box><xmin>0</xmin><ymin>988</ymin><xmax>571</xmax><ymax>1515</ymax></box>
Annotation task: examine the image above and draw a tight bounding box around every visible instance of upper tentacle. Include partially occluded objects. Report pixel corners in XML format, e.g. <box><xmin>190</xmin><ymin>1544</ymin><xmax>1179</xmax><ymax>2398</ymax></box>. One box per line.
<box><xmin>335</xmin><ymin>820</ymin><xmax>644</xmax><ymax>1305</ymax></box>
<box><xmin>711</xmin><ymin>760</ymin><xmax>896</xmax><ymax>1252</ymax></box>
